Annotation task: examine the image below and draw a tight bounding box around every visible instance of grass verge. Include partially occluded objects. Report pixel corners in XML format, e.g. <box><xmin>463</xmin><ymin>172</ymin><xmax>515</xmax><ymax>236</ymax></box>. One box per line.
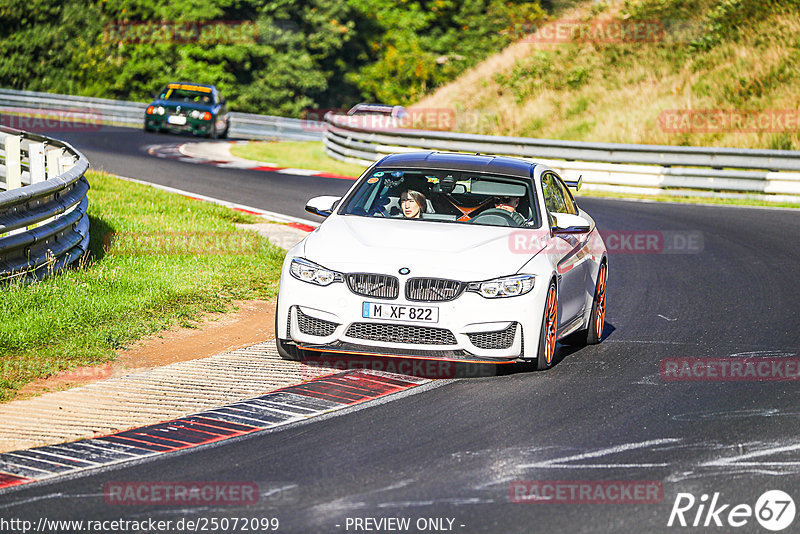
<box><xmin>230</xmin><ymin>141</ymin><xmax>367</xmax><ymax>177</ymax></box>
<box><xmin>415</xmin><ymin>0</ymin><xmax>800</xmax><ymax>150</ymax></box>
<box><xmin>0</xmin><ymin>171</ymin><xmax>286</xmax><ymax>402</ymax></box>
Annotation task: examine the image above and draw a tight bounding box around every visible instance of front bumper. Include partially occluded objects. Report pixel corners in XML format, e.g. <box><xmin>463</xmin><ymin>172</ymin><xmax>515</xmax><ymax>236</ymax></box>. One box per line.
<box><xmin>144</xmin><ymin>114</ymin><xmax>213</xmax><ymax>135</ymax></box>
<box><xmin>276</xmin><ymin>267</ymin><xmax>549</xmax><ymax>362</ymax></box>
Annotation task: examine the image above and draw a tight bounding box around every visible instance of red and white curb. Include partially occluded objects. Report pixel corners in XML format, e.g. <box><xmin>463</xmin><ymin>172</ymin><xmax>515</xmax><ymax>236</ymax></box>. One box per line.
<box><xmin>0</xmin><ymin>370</ymin><xmax>429</xmax><ymax>492</ymax></box>
<box><xmin>147</xmin><ymin>142</ymin><xmax>357</xmax><ymax>181</ymax></box>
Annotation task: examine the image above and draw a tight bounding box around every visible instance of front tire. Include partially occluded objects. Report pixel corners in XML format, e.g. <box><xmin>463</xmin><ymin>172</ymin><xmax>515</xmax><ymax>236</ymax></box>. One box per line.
<box><xmin>585</xmin><ymin>262</ymin><xmax>607</xmax><ymax>345</ymax></box>
<box><xmin>536</xmin><ymin>281</ymin><xmax>558</xmax><ymax>370</ymax></box>
<box><xmin>205</xmin><ymin>122</ymin><xmax>218</xmax><ymax>139</ymax></box>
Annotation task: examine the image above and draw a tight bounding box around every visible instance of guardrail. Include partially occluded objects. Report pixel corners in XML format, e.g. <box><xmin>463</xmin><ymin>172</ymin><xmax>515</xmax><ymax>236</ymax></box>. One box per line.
<box><xmin>0</xmin><ymin>126</ymin><xmax>90</xmax><ymax>281</ymax></box>
<box><xmin>324</xmin><ymin>114</ymin><xmax>800</xmax><ymax>202</ymax></box>
<box><xmin>0</xmin><ymin>88</ymin><xmax>322</xmax><ymax>142</ymax></box>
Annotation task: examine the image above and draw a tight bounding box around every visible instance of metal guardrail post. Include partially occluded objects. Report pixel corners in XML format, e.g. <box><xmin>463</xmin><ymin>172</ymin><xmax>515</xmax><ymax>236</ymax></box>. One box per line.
<box><xmin>29</xmin><ymin>143</ymin><xmax>45</xmax><ymax>183</ymax></box>
<box><xmin>5</xmin><ymin>135</ymin><xmax>21</xmax><ymax>190</ymax></box>
<box><xmin>46</xmin><ymin>148</ymin><xmax>61</xmax><ymax>179</ymax></box>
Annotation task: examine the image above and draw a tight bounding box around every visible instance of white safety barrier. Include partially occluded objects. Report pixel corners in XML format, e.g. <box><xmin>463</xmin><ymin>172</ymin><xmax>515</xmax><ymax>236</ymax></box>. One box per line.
<box><xmin>0</xmin><ymin>126</ymin><xmax>89</xmax><ymax>281</ymax></box>
<box><xmin>323</xmin><ymin>113</ymin><xmax>800</xmax><ymax>202</ymax></box>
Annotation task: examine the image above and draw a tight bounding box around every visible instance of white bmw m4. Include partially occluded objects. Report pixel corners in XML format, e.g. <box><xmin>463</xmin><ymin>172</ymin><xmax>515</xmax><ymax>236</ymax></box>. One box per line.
<box><xmin>276</xmin><ymin>152</ymin><xmax>607</xmax><ymax>370</ymax></box>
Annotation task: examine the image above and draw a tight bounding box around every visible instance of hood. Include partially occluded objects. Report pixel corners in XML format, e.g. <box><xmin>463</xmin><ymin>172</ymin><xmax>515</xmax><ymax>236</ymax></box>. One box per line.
<box><xmin>301</xmin><ymin>215</ymin><xmax>550</xmax><ymax>280</ymax></box>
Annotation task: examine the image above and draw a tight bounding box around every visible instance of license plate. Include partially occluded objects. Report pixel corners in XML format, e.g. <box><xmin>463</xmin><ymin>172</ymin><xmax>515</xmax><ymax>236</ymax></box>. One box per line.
<box><xmin>362</xmin><ymin>302</ymin><xmax>438</xmax><ymax>323</ymax></box>
<box><xmin>167</xmin><ymin>115</ymin><xmax>187</xmax><ymax>125</ymax></box>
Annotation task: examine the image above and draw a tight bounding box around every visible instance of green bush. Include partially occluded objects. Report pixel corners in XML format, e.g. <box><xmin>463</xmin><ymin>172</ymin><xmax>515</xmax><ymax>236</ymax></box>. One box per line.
<box><xmin>0</xmin><ymin>0</ymin><xmax>549</xmax><ymax>114</ymax></box>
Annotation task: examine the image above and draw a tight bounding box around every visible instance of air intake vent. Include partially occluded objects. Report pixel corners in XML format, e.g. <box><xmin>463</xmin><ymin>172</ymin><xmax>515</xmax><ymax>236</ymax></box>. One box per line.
<box><xmin>467</xmin><ymin>323</ymin><xmax>517</xmax><ymax>349</ymax></box>
<box><xmin>296</xmin><ymin>308</ymin><xmax>338</xmax><ymax>337</ymax></box>
<box><xmin>345</xmin><ymin>322</ymin><xmax>457</xmax><ymax>345</ymax></box>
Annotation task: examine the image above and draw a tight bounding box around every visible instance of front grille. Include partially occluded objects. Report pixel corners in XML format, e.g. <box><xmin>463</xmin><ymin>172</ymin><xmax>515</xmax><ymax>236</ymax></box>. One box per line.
<box><xmin>467</xmin><ymin>323</ymin><xmax>518</xmax><ymax>349</ymax></box>
<box><xmin>405</xmin><ymin>277</ymin><xmax>465</xmax><ymax>302</ymax></box>
<box><xmin>346</xmin><ymin>273</ymin><xmax>399</xmax><ymax>299</ymax></box>
<box><xmin>296</xmin><ymin>308</ymin><xmax>338</xmax><ymax>337</ymax></box>
<box><xmin>346</xmin><ymin>322</ymin><xmax>457</xmax><ymax>345</ymax></box>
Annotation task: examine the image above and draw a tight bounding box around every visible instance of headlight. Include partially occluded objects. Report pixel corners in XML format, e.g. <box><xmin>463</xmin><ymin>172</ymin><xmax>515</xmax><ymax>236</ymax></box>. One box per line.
<box><xmin>190</xmin><ymin>110</ymin><xmax>201</xmax><ymax>119</ymax></box>
<box><xmin>467</xmin><ymin>275</ymin><xmax>535</xmax><ymax>298</ymax></box>
<box><xmin>156</xmin><ymin>106</ymin><xmax>165</xmax><ymax>115</ymax></box>
<box><xmin>290</xmin><ymin>258</ymin><xmax>343</xmax><ymax>286</ymax></box>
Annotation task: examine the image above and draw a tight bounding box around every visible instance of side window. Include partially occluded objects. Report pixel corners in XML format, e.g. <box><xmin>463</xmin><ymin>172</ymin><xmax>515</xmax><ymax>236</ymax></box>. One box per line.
<box><xmin>541</xmin><ymin>172</ymin><xmax>560</xmax><ymax>214</ymax></box>
<box><xmin>542</xmin><ymin>172</ymin><xmax>568</xmax><ymax>214</ymax></box>
<box><xmin>553</xmin><ymin>175</ymin><xmax>578</xmax><ymax>215</ymax></box>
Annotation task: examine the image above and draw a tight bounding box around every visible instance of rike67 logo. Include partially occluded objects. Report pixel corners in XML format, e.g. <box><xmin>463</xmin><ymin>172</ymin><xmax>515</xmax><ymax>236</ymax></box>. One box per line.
<box><xmin>668</xmin><ymin>490</ymin><xmax>795</xmax><ymax>531</ymax></box>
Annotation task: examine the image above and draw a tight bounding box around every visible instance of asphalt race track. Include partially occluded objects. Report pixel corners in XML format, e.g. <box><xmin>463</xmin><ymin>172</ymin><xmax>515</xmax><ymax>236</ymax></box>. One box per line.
<box><xmin>2</xmin><ymin>125</ymin><xmax>800</xmax><ymax>533</ymax></box>
<box><xmin>46</xmin><ymin>125</ymin><xmax>355</xmax><ymax>221</ymax></box>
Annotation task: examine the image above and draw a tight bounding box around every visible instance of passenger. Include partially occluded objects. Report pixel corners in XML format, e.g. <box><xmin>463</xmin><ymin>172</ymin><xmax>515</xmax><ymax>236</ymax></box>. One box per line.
<box><xmin>400</xmin><ymin>190</ymin><xmax>426</xmax><ymax>219</ymax></box>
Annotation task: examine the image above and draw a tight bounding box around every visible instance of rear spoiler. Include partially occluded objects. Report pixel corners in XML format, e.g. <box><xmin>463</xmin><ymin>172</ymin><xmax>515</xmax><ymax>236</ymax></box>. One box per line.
<box><xmin>564</xmin><ymin>175</ymin><xmax>582</xmax><ymax>191</ymax></box>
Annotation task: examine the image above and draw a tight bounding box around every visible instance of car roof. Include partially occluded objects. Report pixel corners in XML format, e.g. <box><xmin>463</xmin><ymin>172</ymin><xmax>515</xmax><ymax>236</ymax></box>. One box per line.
<box><xmin>347</xmin><ymin>103</ymin><xmax>402</xmax><ymax>115</ymax></box>
<box><xmin>162</xmin><ymin>82</ymin><xmax>219</xmax><ymax>94</ymax></box>
<box><xmin>375</xmin><ymin>151</ymin><xmax>536</xmax><ymax>179</ymax></box>
<box><xmin>167</xmin><ymin>82</ymin><xmax>216</xmax><ymax>89</ymax></box>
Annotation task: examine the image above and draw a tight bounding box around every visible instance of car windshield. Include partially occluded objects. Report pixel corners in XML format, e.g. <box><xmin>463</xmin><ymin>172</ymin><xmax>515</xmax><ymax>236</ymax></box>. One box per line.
<box><xmin>340</xmin><ymin>168</ymin><xmax>539</xmax><ymax>228</ymax></box>
<box><xmin>159</xmin><ymin>87</ymin><xmax>214</xmax><ymax>105</ymax></box>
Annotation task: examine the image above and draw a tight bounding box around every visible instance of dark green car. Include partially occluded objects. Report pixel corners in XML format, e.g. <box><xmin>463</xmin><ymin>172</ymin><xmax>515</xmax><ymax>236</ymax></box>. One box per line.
<box><xmin>144</xmin><ymin>83</ymin><xmax>230</xmax><ymax>138</ymax></box>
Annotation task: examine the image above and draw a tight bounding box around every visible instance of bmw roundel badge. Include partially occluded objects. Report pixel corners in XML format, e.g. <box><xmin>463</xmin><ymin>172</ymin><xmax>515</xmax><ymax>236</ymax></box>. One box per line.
<box><xmin>399</xmin><ymin>267</ymin><xmax>410</xmax><ymax>275</ymax></box>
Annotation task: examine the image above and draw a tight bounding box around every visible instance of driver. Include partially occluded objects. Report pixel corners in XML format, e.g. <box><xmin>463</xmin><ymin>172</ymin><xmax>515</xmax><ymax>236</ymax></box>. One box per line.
<box><xmin>494</xmin><ymin>196</ymin><xmax>525</xmax><ymax>225</ymax></box>
<box><xmin>400</xmin><ymin>190</ymin><xmax>426</xmax><ymax>219</ymax></box>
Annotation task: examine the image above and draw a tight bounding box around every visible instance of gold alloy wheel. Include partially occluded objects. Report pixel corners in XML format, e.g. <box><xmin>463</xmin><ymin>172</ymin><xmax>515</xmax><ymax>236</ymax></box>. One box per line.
<box><xmin>594</xmin><ymin>263</ymin><xmax>607</xmax><ymax>340</ymax></box>
<box><xmin>543</xmin><ymin>284</ymin><xmax>558</xmax><ymax>366</ymax></box>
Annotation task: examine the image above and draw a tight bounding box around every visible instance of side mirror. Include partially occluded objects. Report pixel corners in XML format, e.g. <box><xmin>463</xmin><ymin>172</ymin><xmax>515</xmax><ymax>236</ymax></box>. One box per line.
<box><xmin>552</xmin><ymin>213</ymin><xmax>590</xmax><ymax>234</ymax></box>
<box><xmin>305</xmin><ymin>196</ymin><xmax>341</xmax><ymax>217</ymax></box>
<box><xmin>564</xmin><ymin>175</ymin><xmax>582</xmax><ymax>191</ymax></box>
<box><xmin>150</xmin><ymin>91</ymin><xmax>157</xmax><ymax>99</ymax></box>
